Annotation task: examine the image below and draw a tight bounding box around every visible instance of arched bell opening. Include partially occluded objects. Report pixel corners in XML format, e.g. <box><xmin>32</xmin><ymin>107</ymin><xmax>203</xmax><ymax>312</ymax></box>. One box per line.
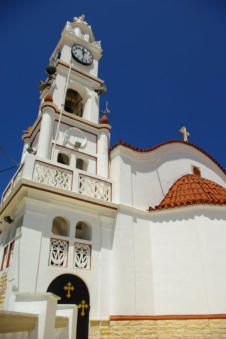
<box><xmin>65</xmin><ymin>89</ymin><xmax>83</xmax><ymax>117</ymax></box>
<box><xmin>47</xmin><ymin>274</ymin><xmax>90</xmax><ymax>339</ymax></box>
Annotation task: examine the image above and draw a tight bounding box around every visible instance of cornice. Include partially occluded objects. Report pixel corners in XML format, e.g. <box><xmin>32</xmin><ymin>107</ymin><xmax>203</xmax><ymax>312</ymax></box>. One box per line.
<box><xmin>56</xmin><ymin>60</ymin><xmax>103</xmax><ymax>85</ymax></box>
<box><xmin>110</xmin><ymin>139</ymin><xmax>226</xmax><ymax>175</ymax></box>
<box><xmin>0</xmin><ymin>179</ymin><xmax>118</xmax><ymax>218</ymax></box>
<box><xmin>23</xmin><ymin>102</ymin><xmax>111</xmax><ymax>136</ymax></box>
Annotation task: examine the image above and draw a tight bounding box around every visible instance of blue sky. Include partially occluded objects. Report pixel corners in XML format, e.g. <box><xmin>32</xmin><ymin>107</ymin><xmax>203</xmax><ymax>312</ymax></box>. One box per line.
<box><xmin>0</xmin><ymin>0</ymin><xmax>226</xmax><ymax>194</ymax></box>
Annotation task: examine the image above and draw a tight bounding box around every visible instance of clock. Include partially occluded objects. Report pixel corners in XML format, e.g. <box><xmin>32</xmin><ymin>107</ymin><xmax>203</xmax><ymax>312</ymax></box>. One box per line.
<box><xmin>71</xmin><ymin>44</ymin><xmax>93</xmax><ymax>65</ymax></box>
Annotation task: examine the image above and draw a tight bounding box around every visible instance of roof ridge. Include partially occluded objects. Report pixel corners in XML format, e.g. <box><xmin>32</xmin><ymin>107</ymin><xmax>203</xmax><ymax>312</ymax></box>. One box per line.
<box><xmin>110</xmin><ymin>139</ymin><xmax>226</xmax><ymax>175</ymax></box>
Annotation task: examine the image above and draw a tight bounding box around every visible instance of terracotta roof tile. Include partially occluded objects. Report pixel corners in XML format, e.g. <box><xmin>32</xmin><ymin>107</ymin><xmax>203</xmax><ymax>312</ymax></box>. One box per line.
<box><xmin>148</xmin><ymin>174</ymin><xmax>226</xmax><ymax>211</ymax></box>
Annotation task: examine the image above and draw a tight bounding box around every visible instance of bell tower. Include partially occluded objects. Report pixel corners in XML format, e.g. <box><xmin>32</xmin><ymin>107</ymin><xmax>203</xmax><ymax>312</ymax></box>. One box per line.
<box><xmin>0</xmin><ymin>16</ymin><xmax>116</xmax><ymax>335</ymax></box>
<box><xmin>20</xmin><ymin>15</ymin><xmax>110</xmax><ymax>179</ymax></box>
<box><xmin>45</xmin><ymin>14</ymin><xmax>104</xmax><ymax>124</ymax></box>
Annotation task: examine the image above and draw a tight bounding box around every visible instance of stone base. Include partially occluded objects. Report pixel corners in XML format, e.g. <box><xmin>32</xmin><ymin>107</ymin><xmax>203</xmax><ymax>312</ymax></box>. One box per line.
<box><xmin>90</xmin><ymin>318</ymin><xmax>226</xmax><ymax>339</ymax></box>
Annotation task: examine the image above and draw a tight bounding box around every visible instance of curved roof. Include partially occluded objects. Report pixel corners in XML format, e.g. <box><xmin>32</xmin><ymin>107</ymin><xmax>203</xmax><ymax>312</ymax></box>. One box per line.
<box><xmin>148</xmin><ymin>174</ymin><xmax>226</xmax><ymax>211</ymax></box>
<box><xmin>110</xmin><ymin>139</ymin><xmax>226</xmax><ymax>175</ymax></box>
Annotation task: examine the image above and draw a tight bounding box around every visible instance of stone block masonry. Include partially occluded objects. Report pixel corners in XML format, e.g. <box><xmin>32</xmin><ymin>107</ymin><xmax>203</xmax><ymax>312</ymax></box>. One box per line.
<box><xmin>90</xmin><ymin>318</ymin><xmax>226</xmax><ymax>339</ymax></box>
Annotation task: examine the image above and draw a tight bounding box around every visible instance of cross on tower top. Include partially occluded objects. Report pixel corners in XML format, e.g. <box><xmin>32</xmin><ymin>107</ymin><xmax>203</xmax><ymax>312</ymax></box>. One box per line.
<box><xmin>179</xmin><ymin>126</ymin><xmax>190</xmax><ymax>142</ymax></box>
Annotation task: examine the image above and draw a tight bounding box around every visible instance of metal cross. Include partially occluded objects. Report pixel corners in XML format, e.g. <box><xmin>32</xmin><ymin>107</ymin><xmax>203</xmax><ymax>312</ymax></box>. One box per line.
<box><xmin>64</xmin><ymin>282</ymin><xmax>74</xmax><ymax>299</ymax></box>
<box><xmin>78</xmin><ymin>300</ymin><xmax>88</xmax><ymax>316</ymax></box>
<box><xmin>179</xmin><ymin>126</ymin><xmax>190</xmax><ymax>142</ymax></box>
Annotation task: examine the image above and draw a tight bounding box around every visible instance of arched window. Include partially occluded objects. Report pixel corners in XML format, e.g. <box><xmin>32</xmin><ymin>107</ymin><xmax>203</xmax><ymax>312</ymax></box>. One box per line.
<box><xmin>75</xmin><ymin>221</ymin><xmax>91</xmax><ymax>240</ymax></box>
<box><xmin>65</xmin><ymin>89</ymin><xmax>83</xmax><ymax>117</ymax></box>
<box><xmin>193</xmin><ymin>166</ymin><xmax>201</xmax><ymax>177</ymax></box>
<box><xmin>52</xmin><ymin>216</ymin><xmax>69</xmax><ymax>236</ymax></box>
<box><xmin>57</xmin><ymin>153</ymin><xmax>70</xmax><ymax>165</ymax></box>
<box><xmin>76</xmin><ymin>158</ymin><xmax>88</xmax><ymax>171</ymax></box>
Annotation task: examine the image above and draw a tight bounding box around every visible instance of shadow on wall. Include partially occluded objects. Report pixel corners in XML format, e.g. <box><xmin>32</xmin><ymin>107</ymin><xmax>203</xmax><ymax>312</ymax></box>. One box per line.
<box><xmin>150</xmin><ymin>207</ymin><xmax>226</xmax><ymax>224</ymax></box>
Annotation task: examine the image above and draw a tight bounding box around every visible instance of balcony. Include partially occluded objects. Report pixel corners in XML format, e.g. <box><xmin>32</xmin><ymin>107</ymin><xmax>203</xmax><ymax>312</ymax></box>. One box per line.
<box><xmin>1</xmin><ymin>156</ymin><xmax>112</xmax><ymax>205</ymax></box>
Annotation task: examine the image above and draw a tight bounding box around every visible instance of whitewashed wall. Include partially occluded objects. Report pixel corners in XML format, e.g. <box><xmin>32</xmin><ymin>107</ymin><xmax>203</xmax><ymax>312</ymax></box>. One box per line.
<box><xmin>112</xmin><ymin>206</ymin><xmax>226</xmax><ymax>315</ymax></box>
<box><xmin>4</xmin><ymin>196</ymin><xmax>115</xmax><ymax>319</ymax></box>
<box><xmin>110</xmin><ymin>143</ymin><xmax>226</xmax><ymax>209</ymax></box>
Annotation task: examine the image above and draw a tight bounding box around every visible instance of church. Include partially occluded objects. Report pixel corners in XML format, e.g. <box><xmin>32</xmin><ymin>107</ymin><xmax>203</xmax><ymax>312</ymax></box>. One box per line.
<box><xmin>0</xmin><ymin>15</ymin><xmax>226</xmax><ymax>339</ymax></box>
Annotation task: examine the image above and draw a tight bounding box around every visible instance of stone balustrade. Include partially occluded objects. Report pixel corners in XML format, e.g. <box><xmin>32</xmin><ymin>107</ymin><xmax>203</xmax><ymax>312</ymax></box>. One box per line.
<box><xmin>1</xmin><ymin>156</ymin><xmax>112</xmax><ymax>205</ymax></box>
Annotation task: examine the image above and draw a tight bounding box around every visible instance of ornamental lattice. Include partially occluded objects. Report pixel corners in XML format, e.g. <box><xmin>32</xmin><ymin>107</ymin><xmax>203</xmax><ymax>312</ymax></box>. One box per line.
<box><xmin>49</xmin><ymin>238</ymin><xmax>69</xmax><ymax>267</ymax></box>
<box><xmin>33</xmin><ymin>162</ymin><xmax>72</xmax><ymax>190</ymax></box>
<box><xmin>74</xmin><ymin>242</ymin><xmax>91</xmax><ymax>269</ymax></box>
<box><xmin>79</xmin><ymin>174</ymin><xmax>111</xmax><ymax>202</ymax></box>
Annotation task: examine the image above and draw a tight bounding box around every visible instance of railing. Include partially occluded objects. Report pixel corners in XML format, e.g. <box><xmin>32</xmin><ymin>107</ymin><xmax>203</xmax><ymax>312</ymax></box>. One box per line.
<box><xmin>1</xmin><ymin>159</ymin><xmax>112</xmax><ymax>205</ymax></box>
<box><xmin>33</xmin><ymin>161</ymin><xmax>73</xmax><ymax>191</ymax></box>
<box><xmin>1</xmin><ymin>165</ymin><xmax>23</xmax><ymax>204</ymax></box>
<box><xmin>79</xmin><ymin>173</ymin><xmax>112</xmax><ymax>202</ymax></box>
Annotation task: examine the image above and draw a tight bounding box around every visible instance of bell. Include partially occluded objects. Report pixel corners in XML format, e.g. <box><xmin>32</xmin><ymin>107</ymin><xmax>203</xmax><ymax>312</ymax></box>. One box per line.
<box><xmin>4</xmin><ymin>216</ymin><xmax>14</xmax><ymax>224</ymax></box>
<box><xmin>45</xmin><ymin>65</ymin><xmax>56</xmax><ymax>75</ymax></box>
<box><xmin>95</xmin><ymin>84</ymin><xmax>107</xmax><ymax>95</ymax></box>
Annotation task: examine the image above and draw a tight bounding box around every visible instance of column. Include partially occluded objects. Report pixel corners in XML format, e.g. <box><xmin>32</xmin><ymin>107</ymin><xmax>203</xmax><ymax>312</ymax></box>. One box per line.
<box><xmin>37</xmin><ymin>107</ymin><xmax>54</xmax><ymax>159</ymax></box>
<box><xmin>97</xmin><ymin>130</ymin><xmax>109</xmax><ymax>178</ymax></box>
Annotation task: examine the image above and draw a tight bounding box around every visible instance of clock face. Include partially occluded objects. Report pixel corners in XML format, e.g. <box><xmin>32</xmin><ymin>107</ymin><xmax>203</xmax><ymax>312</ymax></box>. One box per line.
<box><xmin>71</xmin><ymin>44</ymin><xmax>93</xmax><ymax>65</ymax></box>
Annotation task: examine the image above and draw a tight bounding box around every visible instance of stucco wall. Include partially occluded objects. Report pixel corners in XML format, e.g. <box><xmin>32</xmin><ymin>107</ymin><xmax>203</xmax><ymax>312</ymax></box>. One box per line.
<box><xmin>112</xmin><ymin>206</ymin><xmax>226</xmax><ymax>316</ymax></box>
<box><xmin>110</xmin><ymin>143</ymin><xmax>226</xmax><ymax>209</ymax></box>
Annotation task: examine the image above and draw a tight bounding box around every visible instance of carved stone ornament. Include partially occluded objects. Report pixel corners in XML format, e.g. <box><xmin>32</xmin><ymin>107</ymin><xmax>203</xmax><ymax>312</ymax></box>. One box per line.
<box><xmin>73</xmin><ymin>15</ymin><xmax>88</xmax><ymax>26</ymax></box>
<box><xmin>65</xmin><ymin>21</ymin><xmax>74</xmax><ymax>33</ymax></box>
<box><xmin>74</xmin><ymin>243</ymin><xmax>91</xmax><ymax>269</ymax></box>
<box><xmin>49</xmin><ymin>238</ymin><xmax>69</xmax><ymax>267</ymax></box>
<box><xmin>64</xmin><ymin>127</ymin><xmax>87</xmax><ymax>149</ymax></box>
<box><xmin>79</xmin><ymin>174</ymin><xmax>111</xmax><ymax>202</ymax></box>
<box><xmin>92</xmin><ymin>40</ymin><xmax>102</xmax><ymax>48</ymax></box>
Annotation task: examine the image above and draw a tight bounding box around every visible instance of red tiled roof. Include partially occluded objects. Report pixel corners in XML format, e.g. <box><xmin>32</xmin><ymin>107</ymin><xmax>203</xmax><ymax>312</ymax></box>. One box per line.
<box><xmin>110</xmin><ymin>139</ymin><xmax>226</xmax><ymax>175</ymax></box>
<box><xmin>148</xmin><ymin>174</ymin><xmax>226</xmax><ymax>211</ymax></box>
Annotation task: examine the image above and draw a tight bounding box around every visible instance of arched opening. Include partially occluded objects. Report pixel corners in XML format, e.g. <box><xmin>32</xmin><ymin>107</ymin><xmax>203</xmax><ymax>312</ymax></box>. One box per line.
<box><xmin>76</xmin><ymin>158</ymin><xmax>88</xmax><ymax>171</ymax></box>
<box><xmin>75</xmin><ymin>221</ymin><xmax>91</xmax><ymax>241</ymax></box>
<box><xmin>193</xmin><ymin>166</ymin><xmax>201</xmax><ymax>177</ymax></box>
<box><xmin>57</xmin><ymin>152</ymin><xmax>70</xmax><ymax>165</ymax></box>
<box><xmin>52</xmin><ymin>216</ymin><xmax>69</xmax><ymax>236</ymax></box>
<box><xmin>47</xmin><ymin>274</ymin><xmax>90</xmax><ymax>339</ymax></box>
<box><xmin>65</xmin><ymin>89</ymin><xmax>83</xmax><ymax>117</ymax></box>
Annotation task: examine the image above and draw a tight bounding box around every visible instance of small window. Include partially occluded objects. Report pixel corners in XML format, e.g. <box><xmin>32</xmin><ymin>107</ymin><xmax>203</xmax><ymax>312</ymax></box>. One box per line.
<box><xmin>57</xmin><ymin>153</ymin><xmax>70</xmax><ymax>165</ymax></box>
<box><xmin>52</xmin><ymin>216</ymin><xmax>69</xmax><ymax>236</ymax></box>
<box><xmin>75</xmin><ymin>221</ymin><xmax>91</xmax><ymax>241</ymax></box>
<box><xmin>193</xmin><ymin>166</ymin><xmax>201</xmax><ymax>177</ymax></box>
<box><xmin>76</xmin><ymin>158</ymin><xmax>87</xmax><ymax>171</ymax></box>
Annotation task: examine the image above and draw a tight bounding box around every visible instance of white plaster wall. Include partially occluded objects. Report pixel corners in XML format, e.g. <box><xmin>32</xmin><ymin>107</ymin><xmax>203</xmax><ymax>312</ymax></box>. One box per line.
<box><xmin>52</xmin><ymin>146</ymin><xmax>97</xmax><ymax>175</ymax></box>
<box><xmin>11</xmin><ymin>197</ymin><xmax>115</xmax><ymax>319</ymax></box>
<box><xmin>110</xmin><ymin>143</ymin><xmax>226</xmax><ymax>209</ymax></box>
<box><xmin>53</xmin><ymin>72</ymin><xmax>67</xmax><ymax>109</ymax></box>
<box><xmin>111</xmin><ymin>211</ymin><xmax>136</xmax><ymax>314</ymax></box>
<box><xmin>150</xmin><ymin>207</ymin><xmax>226</xmax><ymax>314</ymax></box>
<box><xmin>112</xmin><ymin>209</ymin><xmax>154</xmax><ymax>315</ymax></box>
<box><xmin>54</xmin><ymin>122</ymin><xmax>97</xmax><ymax>156</ymax></box>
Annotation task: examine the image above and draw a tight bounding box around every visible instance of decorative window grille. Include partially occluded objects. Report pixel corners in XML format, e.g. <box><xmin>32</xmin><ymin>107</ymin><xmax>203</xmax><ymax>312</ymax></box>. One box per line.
<box><xmin>74</xmin><ymin>242</ymin><xmax>91</xmax><ymax>270</ymax></box>
<box><xmin>33</xmin><ymin>162</ymin><xmax>72</xmax><ymax>191</ymax></box>
<box><xmin>49</xmin><ymin>238</ymin><xmax>69</xmax><ymax>267</ymax></box>
<box><xmin>79</xmin><ymin>174</ymin><xmax>111</xmax><ymax>202</ymax></box>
